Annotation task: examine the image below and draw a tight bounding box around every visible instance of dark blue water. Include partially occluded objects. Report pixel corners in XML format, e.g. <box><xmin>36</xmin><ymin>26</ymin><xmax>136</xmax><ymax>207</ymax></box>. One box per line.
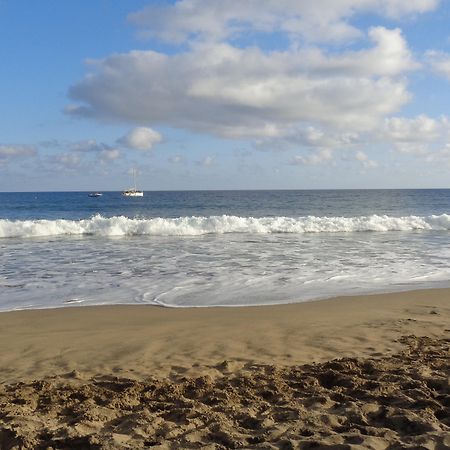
<box><xmin>1</xmin><ymin>189</ymin><xmax>450</xmax><ymax>220</ymax></box>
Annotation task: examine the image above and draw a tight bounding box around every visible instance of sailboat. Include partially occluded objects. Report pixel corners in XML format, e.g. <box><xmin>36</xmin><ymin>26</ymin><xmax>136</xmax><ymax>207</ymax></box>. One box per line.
<box><xmin>122</xmin><ymin>169</ymin><xmax>144</xmax><ymax>197</ymax></box>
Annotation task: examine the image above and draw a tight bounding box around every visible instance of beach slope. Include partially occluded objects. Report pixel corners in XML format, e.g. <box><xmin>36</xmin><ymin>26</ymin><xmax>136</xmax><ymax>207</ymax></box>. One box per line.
<box><xmin>0</xmin><ymin>289</ymin><xmax>449</xmax><ymax>448</ymax></box>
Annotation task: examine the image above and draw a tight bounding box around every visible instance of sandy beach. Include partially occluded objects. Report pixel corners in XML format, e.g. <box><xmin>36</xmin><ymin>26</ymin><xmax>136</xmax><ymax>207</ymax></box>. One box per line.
<box><xmin>4</xmin><ymin>0</ymin><xmax>450</xmax><ymax>448</ymax></box>
<box><xmin>0</xmin><ymin>289</ymin><xmax>449</xmax><ymax>449</ymax></box>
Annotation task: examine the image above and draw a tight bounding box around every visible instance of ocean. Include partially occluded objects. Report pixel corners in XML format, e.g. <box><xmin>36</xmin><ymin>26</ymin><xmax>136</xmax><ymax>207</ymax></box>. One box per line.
<box><xmin>1</xmin><ymin>189</ymin><xmax>450</xmax><ymax>311</ymax></box>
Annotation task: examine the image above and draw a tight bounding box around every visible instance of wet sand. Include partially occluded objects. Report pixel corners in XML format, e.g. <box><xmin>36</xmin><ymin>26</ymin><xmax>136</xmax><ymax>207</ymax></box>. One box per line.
<box><xmin>0</xmin><ymin>289</ymin><xmax>449</xmax><ymax>449</ymax></box>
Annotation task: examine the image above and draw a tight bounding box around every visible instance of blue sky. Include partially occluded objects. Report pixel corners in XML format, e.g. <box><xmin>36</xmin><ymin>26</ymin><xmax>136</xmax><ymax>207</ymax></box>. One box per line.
<box><xmin>2</xmin><ymin>0</ymin><xmax>450</xmax><ymax>191</ymax></box>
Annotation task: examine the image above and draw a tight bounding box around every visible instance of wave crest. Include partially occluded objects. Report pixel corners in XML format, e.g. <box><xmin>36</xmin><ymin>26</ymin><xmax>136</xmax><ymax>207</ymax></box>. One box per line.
<box><xmin>1</xmin><ymin>214</ymin><xmax>450</xmax><ymax>238</ymax></box>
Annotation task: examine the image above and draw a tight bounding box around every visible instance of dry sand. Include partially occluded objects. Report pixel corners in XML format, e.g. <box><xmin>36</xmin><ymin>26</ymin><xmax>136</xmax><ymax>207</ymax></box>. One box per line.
<box><xmin>0</xmin><ymin>288</ymin><xmax>449</xmax><ymax>449</ymax></box>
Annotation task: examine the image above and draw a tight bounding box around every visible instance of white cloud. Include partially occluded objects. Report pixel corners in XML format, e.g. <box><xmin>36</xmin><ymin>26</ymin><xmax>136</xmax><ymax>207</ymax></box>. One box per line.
<box><xmin>0</xmin><ymin>145</ymin><xmax>36</xmax><ymax>158</ymax></box>
<box><xmin>426</xmin><ymin>50</ymin><xmax>450</xmax><ymax>80</ymax></box>
<box><xmin>118</xmin><ymin>127</ymin><xmax>162</xmax><ymax>150</ymax></box>
<box><xmin>68</xmin><ymin>139</ymin><xmax>122</xmax><ymax>165</ymax></box>
<box><xmin>68</xmin><ymin>27</ymin><xmax>415</xmax><ymax>140</ymax></box>
<box><xmin>45</xmin><ymin>139</ymin><xmax>122</xmax><ymax>170</ymax></box>
<box><xmin>197</xmin><ymin>155</ymin><xmax>215</xmax><ymax>167</ymax></box>
<box><xmin>100</xmin><ymin>148</ymin><xmax>120</xmax><ymax>161</ymax></box>
<box><xmin>424</xmin><ymin>143</ymin><xmax>450</xmax><ymax>165</ymax></box>
<box><xmin>290</xmin><ymin>148</ymin><xmax>333</xmax><ymax>166</ymax></box>
<box><xmin>384</xmin><ymin>115</ymin><xmax>442</xmax><ymax>141</ymax></box>
<box><xmin>355</xmin><ymin>150</ymin><xmax>378</xmax><ymax>168</ymax></box>
<box><xmin>69</xmin><ymin>139</ymin><xmax>104</xmax><ymax>153</ymax></box>
<box><xmin>53</xmin><ymin>153</ymin><xmax>82</xmax><ymax>170</ymax></box>
<box><xmin>383</xmin><ymin>115</ymin><xmax>450</xmax><ymax>154</ymax></box>
<box><xmin>377</xmin><ymin>0</ymin><xmax>438</xmax><ymax>17</ymax></box>
<box><xmin>0</xmin><ymin>145</ymin><xmax>36</xmax><ymax>167</ymax></box>
<box><xmin>287</xmin><ymin>114</ymin><xmax>450</xmax><ymax>167</ymax></box>
<box><xmin>68</xmin><ymin>139</ymin><xmax>121</xmax><ymax>157</ymax></box>
<box><xmin>254</xmin><ymin>125</ymin><xmax>361</xmax><ymax>155</ymax></box>
<box><xmin>128</xmin><ymin>0</ymin><xmax>438</xmax><ymax>44</ymax></box>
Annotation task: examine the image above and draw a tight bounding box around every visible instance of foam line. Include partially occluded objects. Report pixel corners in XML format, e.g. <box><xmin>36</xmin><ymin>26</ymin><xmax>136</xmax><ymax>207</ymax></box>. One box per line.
<box><xmin>1</xmin><ymin>213</ymin><xmax>449</xmax><ymax>238</ymax></box>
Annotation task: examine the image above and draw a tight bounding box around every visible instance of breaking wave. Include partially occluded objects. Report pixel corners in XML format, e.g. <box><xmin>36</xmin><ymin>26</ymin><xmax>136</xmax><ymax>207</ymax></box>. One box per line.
<box><xmin>1</xmin><ymin>214</ymin><xmax>450</xmax><ymax>238</ymax></box>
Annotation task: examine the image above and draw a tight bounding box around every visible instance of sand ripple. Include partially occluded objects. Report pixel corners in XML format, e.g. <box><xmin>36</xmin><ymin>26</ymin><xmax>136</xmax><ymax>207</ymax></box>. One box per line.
<box><xmin>0</xmin><ymin>335</ymin><xmax>449</xmax><ymax>449</ymax></box>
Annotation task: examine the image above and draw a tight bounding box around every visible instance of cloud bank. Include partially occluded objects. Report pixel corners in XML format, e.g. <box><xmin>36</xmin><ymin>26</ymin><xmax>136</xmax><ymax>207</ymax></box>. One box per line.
<box><xmin>68</xmin><ymin>26</ymin><xmax>416</xmax><ymax>140</ymax></box>
<box><xmin>128</xmin><ymin>0</ymin><xmax>438</xmax><ymax>44</ymax></box>
<box><xmin>64</xmin><ymin>0</ymin><xmax>450</xmax><ymax>174</ymax></box>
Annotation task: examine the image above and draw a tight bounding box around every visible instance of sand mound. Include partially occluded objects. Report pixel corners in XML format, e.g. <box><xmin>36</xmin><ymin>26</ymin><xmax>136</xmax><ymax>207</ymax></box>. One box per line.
<box><xmin>0</xmin><ymin>335</ymin><xmax>449</xmax><ymax>449</ymax></box>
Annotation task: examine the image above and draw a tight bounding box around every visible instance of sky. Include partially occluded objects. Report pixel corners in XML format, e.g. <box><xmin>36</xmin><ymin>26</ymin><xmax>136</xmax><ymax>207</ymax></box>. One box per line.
<box><xmin>2</xmin><ymin>0</ymin><xmax>450</xmax><ymax>191</ymax></box>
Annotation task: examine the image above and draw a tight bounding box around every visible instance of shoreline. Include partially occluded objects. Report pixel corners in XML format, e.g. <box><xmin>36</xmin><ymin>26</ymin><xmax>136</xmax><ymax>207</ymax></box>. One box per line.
<box><xmin>0</xmin><ymin>287</ymin><xmax>449</xmax><ymax>384</ymax></box>
<box><xmin>3</xmin><ymin>280</ymin><xmax>450</xmax><ymax>312</ymax></box>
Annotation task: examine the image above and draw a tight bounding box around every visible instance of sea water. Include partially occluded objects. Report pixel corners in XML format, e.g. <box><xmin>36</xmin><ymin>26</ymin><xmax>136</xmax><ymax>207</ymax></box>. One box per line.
<box><xmin>1</xmin><ymin>189</ymin><xmax>450</xmax><ymax>311</ymax></box>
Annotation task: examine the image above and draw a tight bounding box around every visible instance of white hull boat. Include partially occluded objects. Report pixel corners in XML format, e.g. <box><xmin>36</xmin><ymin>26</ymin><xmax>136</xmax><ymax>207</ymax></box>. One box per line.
<box><xmin>122</xmin><ymin>190</ymin><xmax>143</xmax><ymax>197</ymax></box>
<box><xmin>122</xmin><ymin>169</ymin><xmax>143</xmax><ymax>197</ymax></box>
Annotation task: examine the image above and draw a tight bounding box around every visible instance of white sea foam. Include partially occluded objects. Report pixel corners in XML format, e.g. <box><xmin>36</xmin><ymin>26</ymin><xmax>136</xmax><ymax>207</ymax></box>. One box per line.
<box><xmin>2</xmin><ymin>222</ymin><xmax>450</xmax><ymax>311</ymax></box>
<box><xmin>1</xmin><ymin>213</ymin><xmax>450</xmax><ymax>238</ymax></box>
